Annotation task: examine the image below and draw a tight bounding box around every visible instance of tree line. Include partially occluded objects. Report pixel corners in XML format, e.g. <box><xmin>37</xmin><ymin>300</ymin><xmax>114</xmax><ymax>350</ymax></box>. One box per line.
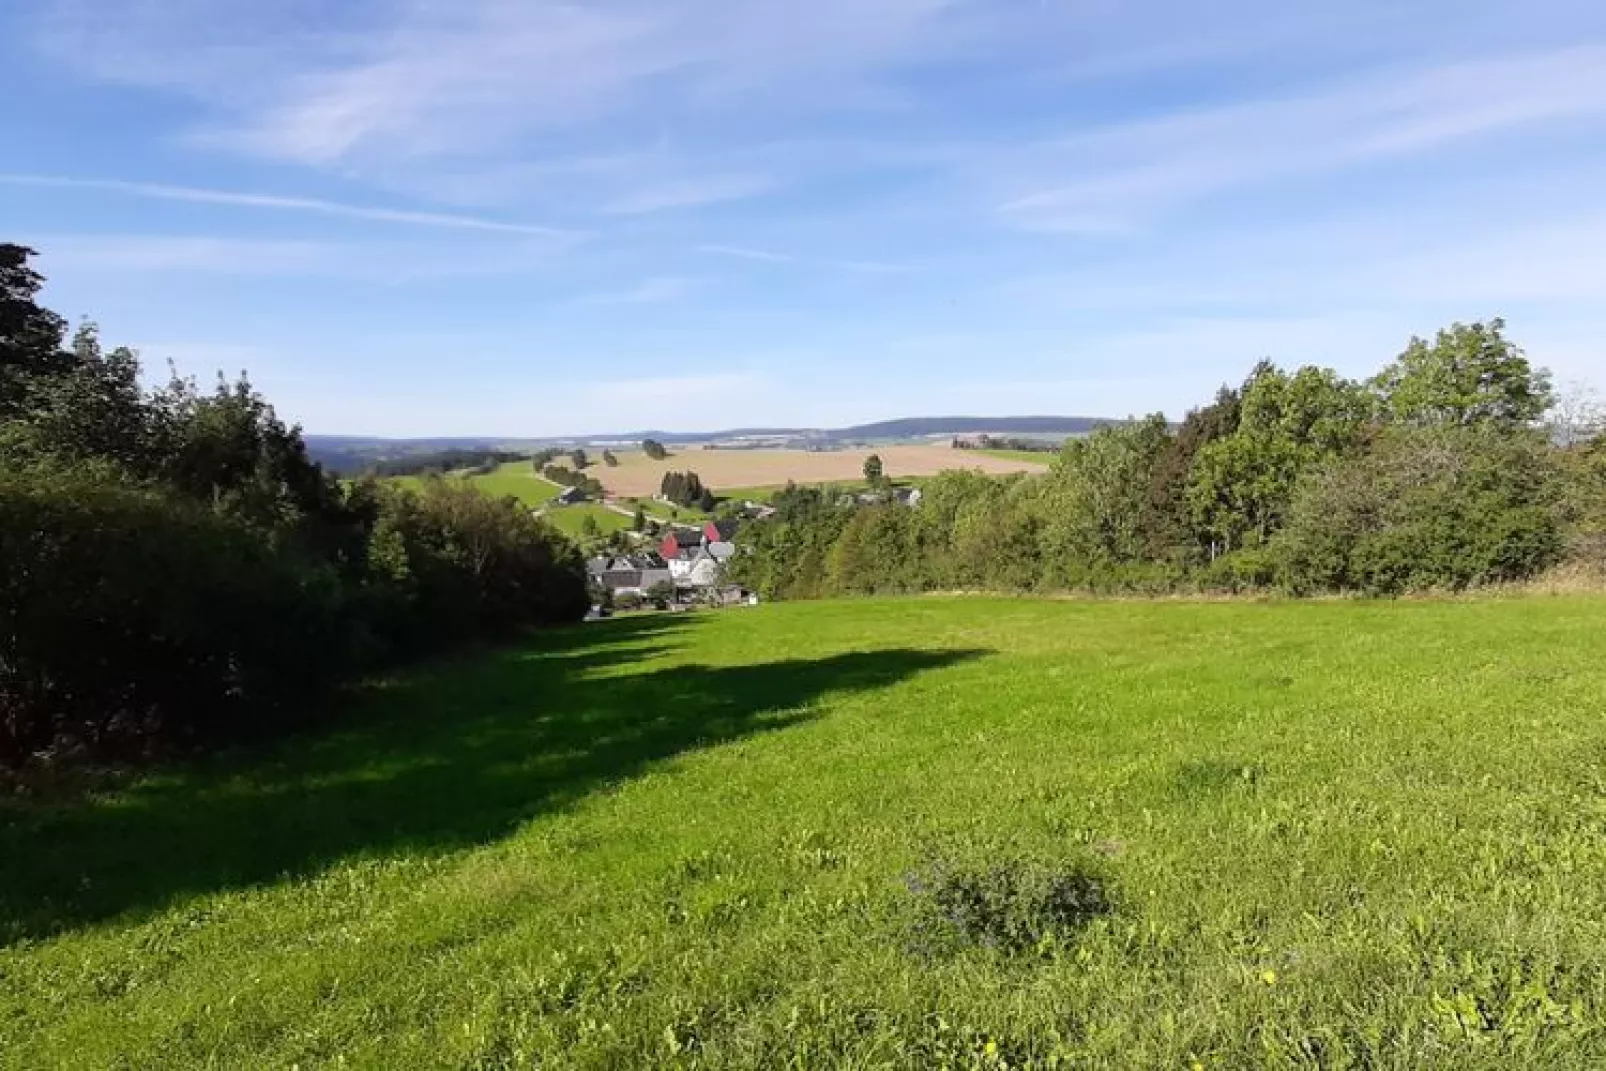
<box><xmin>0</xmin><ymin>244</ymin><xmax>588</xmax><ymax>769</ymax></box>
<box><xmin>732</xmin><ymin>320</ymin><xmax>1606</xmax><ymax>600</ymax></box>
<box><xmin>951</xmin><ymin>435</ymin><xmax>1061</xmax><ymax>453</ymax></box>
<box><xmin>368</xmin><ymin>447</ymin><xmax>527</xmax><ymax>478</ymax></box>
<box><xmin>661</xmin><ymin>470</ymin><xmax>715</xmax><ymax>510</ymax></box>
<box><xmin>542</xmin><ymin>463</ymin><xmax>606</xmax><ymax>497</ymax></box>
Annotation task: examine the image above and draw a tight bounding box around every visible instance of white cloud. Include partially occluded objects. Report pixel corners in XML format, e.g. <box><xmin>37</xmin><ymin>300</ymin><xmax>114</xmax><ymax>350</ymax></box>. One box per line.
<box><xmin>39</xmin><ymin>0</ymin><xmax>966</xmax><ymax>167</ymax></box>
<box><xmin>23</xmin><ymin>0</ymin><xmax>1606</xmax><ymax>435</ymax></box>
<box><xmin>694</xmin><ymin>242</ymin><xmax>907</xmax><ymax>273</ymax></box>
<box><xmin>26</xmin><ymin>232</ymin><xmax>575</xmax><ymax>284</ymax></box>
<box><xmin>31</xmin><ymin>234</ymin><xmax>335</xmax><ymax>275</ymax></box>
<box><xmin>697</xmin><ymin>244</ymin><xmax>796</xmax><ymax>264</ymax></box>
<box><xmin>1000</xmin><ymin>45</ymin><xmax>1606</xmax><ymax>231</ymax></box>
<box><xmin>0</xmin><ymin>174</ymin><xmax>580</xmax><ymax>238</ymax></box>
<box><xmin>603</xmin><ymin>174</ymin><xmax>776</xmax><ymax>215</ymax></box>
<box><xmin>581</xmin><ymin>276</ymin><xmax>699</xmax><ymax>305</ymax></box>
<box><xmin>1004</xmin><ymin>207</ymin><xmax>1606</xmax><ymax>315</ymax></box>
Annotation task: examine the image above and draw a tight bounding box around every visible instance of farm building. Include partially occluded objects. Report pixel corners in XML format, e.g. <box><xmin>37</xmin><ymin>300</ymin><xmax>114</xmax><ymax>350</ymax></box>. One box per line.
<box><xmin>704</xmin><ymin>519</ymin><xmax>740</xmax><ymax>543</ymax></box>
<box><xmin>659</xmin><ymin>528</ymin><xmax>705</xmax><ymax>562</ymax></box>
<box><xmin>552</xmin><ymin>486</ymin><xmax>588</xmax><ymax>505</ymax></box>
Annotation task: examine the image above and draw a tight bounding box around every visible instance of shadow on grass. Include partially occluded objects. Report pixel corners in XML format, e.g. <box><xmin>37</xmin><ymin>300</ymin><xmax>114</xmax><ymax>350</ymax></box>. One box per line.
<box><xmin>0</xmin><ymin>613</ymin><xmax>985</xmax><ymax>944</ymax></box>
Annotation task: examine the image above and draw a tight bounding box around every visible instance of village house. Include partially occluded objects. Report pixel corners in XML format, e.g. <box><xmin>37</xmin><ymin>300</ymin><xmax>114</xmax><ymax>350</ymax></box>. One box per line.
<box><xmin>659</xmin><ymin>519</ymin><xmax>740</xmax><ymax>590</ymax></box>
<box><xmin>586</xmin><ymin>553</ymin><xmax>671</xmax><ymax>598</ymax></box>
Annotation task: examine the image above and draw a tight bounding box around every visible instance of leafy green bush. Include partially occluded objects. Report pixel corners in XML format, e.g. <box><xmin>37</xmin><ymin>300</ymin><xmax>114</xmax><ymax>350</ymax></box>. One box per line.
<box><xmin>0</xmin><ymin>244</ymin><xmax>590</xmax><ymax>767</ymax></box>
<box><xmin>0</xmin><ymin>465</ymin><xmax>348</xmax><ymax>765</ymax></box>
<box><xmin>1199</xmin><ymin>547</ymin><xmax>1280</xmax><ymax>593</ymax></box>
<box><xmin>1556</xmin><ymin>437</ymin><xmax>1606</xmax><ymax>566</ymax></box>
<box><xmin>358</xmin><ymin>479</ymin><xmax>588</xmax><ymax>655</ymax></box>
<box><xmin>1278</xmin><ymin>426</ymin><xmax>1564</xmax><ymax>594</ymax></box>
<box><xmin>0</xmin><ymin>468</ymin><xmax>589</xmax><ymax>766</ymax></box>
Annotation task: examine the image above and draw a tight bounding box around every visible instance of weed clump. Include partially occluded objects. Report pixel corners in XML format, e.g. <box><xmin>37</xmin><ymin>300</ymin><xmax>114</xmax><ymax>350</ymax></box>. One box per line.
<box><xmin>905</xmin><ymin>855</ymin><xmax>1112</xmax><ymax>956</ymax></box>
<box><xmin>1174</xmin><ymin>757</ymin><xmax>1265</xmax><ymax>798</ymax></box>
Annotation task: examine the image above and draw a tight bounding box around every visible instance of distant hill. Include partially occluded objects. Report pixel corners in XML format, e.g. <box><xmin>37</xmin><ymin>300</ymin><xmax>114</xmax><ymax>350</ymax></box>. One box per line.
<box><xmin>834</xmin><ymin>416</ymin><xmax>1110</xmax><ymax>440</ymax></box>
<box><xmin>306</xmin><ymin>416</ymin><xmax>1117</xmax><ymax>474</ymax></box>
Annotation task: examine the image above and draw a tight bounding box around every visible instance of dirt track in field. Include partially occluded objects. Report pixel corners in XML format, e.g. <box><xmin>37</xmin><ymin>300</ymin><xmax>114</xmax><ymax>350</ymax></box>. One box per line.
<box><xmin>599</xmin><ymin>445</ymin><xmax>1047</xmax><ymax>497</ymax></box>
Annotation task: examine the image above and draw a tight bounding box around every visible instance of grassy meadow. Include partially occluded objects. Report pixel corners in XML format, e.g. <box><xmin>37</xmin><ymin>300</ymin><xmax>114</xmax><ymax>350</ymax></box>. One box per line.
<box><xmin>388</xmin><ymin>463</ymin><xmax>636</xmax><ymax>537</ymax></box>
<box><xmin>6</xmin><ymin>596</ymin><xmax>1606</xmax><ymax>1067</ymax></box>
<box><xmin>540</xmin><ymin>501</ymin><xmax>634</xmax><ymax>538</ymax></box>
<box><xmin>392</xmin><ymin>461</ymin><xmax>563</xmax><ymax>508</ymax></box>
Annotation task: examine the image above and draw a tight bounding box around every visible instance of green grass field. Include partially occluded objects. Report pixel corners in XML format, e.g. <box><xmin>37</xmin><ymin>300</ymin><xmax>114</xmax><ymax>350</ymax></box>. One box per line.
<box><xmin>6</xmin><ymin>597</ymin><xmax>1606</xmax><ymax>1067</ymax></box>
<box><xmin>471</xmin><ymin>462</ymin><xmax>565</xmax><ymax>505</ymax></box>
<box><xmin>540</xmin><ymin>502</ymin><xmax>634</xmax><ymax>538</ymax></box>
<box><xmin>628</xmin><ymin>495</ymin><xmax>709</xmax><ymax>523</ymax></box>
<box><xmin>392</xmin><ymin>462</ymin><xmax>564</xmax><ymax>508</ymax></box>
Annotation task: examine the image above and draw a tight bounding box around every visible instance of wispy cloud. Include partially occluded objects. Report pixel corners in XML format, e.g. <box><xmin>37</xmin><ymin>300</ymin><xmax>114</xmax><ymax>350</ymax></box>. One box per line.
<box><xmin>31</xmin><ymin>234</ymin><xmax>335</xmax><ymax>275</ymax></box>
<box><xmin>27</xmin><ymin>232</ymin><xmax>576</xmax><ymax>284</ymax></box>
<box><xmin>19</xmin><ymin>0</ymin><xmax>1606</xmax><ymax>436</ymax></box>
<box><xmin>999</xmin><ymin>44</ymin><xmax>1606</xmax><ymax>231</ymax></box>
<box><xmin>696</xmin><ymin>242</ymin><xmax>906</xmax><ymax>273</ymax></box>
<box><xmin>585</xmin><ymin>276</ymin><xmax>699</xmax><ymax>304</ymax></box>
<box><xmin>0</xmin><ymin>174</ymin><xmax>580</xmax><ymax>238</ymax></box>
<box><xmin>697</xmin><ymin>243</ymin><xmax>797</xmax><ymax>264</ymax></box>
<box><xmin>603</xmin><ymin>174</ymin><xmax>776</xmax><ymax>215</ymax></box>
<box><xmin>38</xmin><ymin>0</ymin><xmax>969</xmax><ymax>168</ymax></box>
<box><xmin>1002</xmin><ymin>204</ymin><xmax>1606</xmax><ymax>314</ymax></box>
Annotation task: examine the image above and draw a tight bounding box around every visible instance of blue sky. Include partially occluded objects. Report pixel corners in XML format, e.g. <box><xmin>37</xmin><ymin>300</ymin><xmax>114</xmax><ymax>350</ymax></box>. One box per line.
<box><xmin>3</xmin><ymin>0</ymin><xmax>1605</xmax><ymax>436</ymax></box>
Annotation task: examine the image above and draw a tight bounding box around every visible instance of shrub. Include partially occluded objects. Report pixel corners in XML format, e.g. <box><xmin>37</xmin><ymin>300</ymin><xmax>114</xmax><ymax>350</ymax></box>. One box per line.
<box><xmin>1199</xmin><ymin>547</ymin><xmax>1279</xmax><ymax>594</ymax></box>
<box><xmin>0</xmin><ymin>245</ymin><xmax>591</xmax><ymax>770</ymax></box>
<box><xmin>1557</xmin><ymin>437</ymin><xmax>1606</xmax><ymax>566</ymax></box>
<box><xmin>357</xmin><ymin>480</ymin><xmax>589</xmax><ymax>656</ymax></box>
<box><xmin>0</xmin><ymin>465</ymin><xmax>348</xmax><ymax>765</ymax></box>
<box><xmin>1278</xmin><ymin>426</ymin><xmax>1564</xmax><ymax>594</ymax></box>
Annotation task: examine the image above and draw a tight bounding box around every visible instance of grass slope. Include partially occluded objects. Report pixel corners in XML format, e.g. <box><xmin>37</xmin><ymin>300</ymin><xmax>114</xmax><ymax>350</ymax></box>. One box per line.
<box><xmin>6</xmin><ymin>598</ymin><xmax>1606</xmax><ymax>1067</ymax></box>
<box><xmin>393</xmin><ymin>462</ymin><xmax>563</xmax><ymax>508</ymax></box>
<box><xmin>541</xmin><ymin>502</ymin><xmax>634</xmax><ymax>538</ymax></box>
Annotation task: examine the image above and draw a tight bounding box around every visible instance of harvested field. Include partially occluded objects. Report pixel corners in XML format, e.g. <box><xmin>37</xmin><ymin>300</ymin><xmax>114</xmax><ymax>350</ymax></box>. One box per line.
<box><xmin>599</xmin><ymin>444</ymin><xmax>1046</xmax><ymax>497</ymax></box>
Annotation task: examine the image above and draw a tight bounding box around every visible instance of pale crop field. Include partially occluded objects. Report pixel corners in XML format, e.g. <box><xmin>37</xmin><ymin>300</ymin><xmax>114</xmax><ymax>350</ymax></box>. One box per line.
<box><xmin>600</xmin><ymin>444</ymin><xmax>1047</xmax><ymax>497</ymax></box>
<box><xmin>6</xmin><ymin>596</ymin><xmax>1606</xmax><ymax>1068</ymax></box>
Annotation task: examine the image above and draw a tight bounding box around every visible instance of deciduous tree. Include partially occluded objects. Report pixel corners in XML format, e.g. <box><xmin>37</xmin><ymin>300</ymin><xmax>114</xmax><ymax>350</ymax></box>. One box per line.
<box><xmin>1372</xmin><ymin>319</ymin><xmax>1553</xmax><ymax>429</ymax></box>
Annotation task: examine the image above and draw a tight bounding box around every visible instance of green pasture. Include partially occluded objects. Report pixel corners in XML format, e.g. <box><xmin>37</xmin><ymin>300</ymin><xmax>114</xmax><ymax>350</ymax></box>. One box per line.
<box><xmin>6</xmin><ymin>596</ymin><xmax>1606</xmax><ymax>1067</ymax></box>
